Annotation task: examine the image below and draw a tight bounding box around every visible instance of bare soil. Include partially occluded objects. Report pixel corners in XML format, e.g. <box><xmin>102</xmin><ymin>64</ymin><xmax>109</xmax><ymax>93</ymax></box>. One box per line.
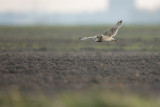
<box><xmin>0</xmin><ymin>52</ymin><xmax>160</xmax><ymax>96</ymax></box>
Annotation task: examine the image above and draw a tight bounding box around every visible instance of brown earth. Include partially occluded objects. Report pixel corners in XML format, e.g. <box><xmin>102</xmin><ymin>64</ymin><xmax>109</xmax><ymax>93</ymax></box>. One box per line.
<box><xmin>0</xmin><ymin>52</ymin><xmax>160</xmax><ymax>96</ymax></box>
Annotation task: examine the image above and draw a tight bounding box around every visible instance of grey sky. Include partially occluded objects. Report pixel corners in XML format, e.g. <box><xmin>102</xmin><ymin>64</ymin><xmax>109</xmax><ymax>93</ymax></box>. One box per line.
<box><xmin>0</xmin><ymin>0</ymin><xmax>160</xmax><ymax>13</ymax></box>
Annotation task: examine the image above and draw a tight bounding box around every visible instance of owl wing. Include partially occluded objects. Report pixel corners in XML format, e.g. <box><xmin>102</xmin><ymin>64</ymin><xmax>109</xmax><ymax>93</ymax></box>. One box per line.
<box><xmin>103</xmin><ymin>28</ymin><xmax>117</xmax><ymax>37</ymax></box>
<box><xmin>103</xmin><ymin>20</ymin><xmax>123</xmax><ymax>37</ymax></box>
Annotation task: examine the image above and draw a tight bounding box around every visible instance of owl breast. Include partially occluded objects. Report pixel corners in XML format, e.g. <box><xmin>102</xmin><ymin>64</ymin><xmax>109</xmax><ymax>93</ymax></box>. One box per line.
<box><xmin>102</xmin><ymin>36</ymin><xmax>113</xmax><ymax>41</ymax></box>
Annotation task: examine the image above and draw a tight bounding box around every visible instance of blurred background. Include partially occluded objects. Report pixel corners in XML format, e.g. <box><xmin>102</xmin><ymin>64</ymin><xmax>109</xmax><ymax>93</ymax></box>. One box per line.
<box><xmin>0</xmin><ymin>0</ymin><xmax>160</xmax><ymax>52</ymax></box>
<box><xmin>0</xmin><ymin>0</ymin><xmax>160</xmax><ymax>25</ymax></box>
<box><xmin>0</xmin><ymin>1</ymin><xmax>160</xmax><ymax>107</ymax></box>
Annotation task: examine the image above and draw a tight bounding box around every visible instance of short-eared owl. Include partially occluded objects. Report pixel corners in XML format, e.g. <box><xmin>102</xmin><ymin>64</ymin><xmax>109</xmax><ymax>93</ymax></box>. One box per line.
<box><xmin>79</xmin><ymin>20</ymin><xmax>123</xmax><ymax>42</ymax></box>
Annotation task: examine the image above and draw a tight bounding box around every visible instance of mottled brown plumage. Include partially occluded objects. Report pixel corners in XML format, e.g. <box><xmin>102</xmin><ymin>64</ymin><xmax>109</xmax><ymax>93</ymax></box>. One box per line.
<box><xmin>79</xmin><ymin>20</ymin><xmax>123</xmax><ymax>42</ymax></box>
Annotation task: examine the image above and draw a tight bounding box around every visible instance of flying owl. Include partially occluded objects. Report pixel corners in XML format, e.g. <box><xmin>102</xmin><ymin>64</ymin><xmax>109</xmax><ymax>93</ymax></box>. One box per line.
<box><xmin>79</xmin><ymin>20</ymin><xmax>123</xmax><ymax>42</ymax></box>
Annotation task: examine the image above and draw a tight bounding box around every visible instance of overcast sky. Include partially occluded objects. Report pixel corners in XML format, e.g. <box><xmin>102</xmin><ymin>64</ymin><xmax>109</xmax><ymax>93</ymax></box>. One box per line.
<box><xmin>0</xmin><ymin>0</ymin><xmax>160</xmax><ymax>13</ymax></box>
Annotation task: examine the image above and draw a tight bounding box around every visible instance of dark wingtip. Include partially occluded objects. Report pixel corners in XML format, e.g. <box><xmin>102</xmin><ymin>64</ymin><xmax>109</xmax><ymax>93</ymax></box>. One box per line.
<box><xmin>118</xmin><ymin>20</ymin><xmax>123</xmax><ymax>23</ymax></box>
<box><xmin>79</xmin><ymin>37</ymin><xmax>83</xmax><ymax>40</ymax></box>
